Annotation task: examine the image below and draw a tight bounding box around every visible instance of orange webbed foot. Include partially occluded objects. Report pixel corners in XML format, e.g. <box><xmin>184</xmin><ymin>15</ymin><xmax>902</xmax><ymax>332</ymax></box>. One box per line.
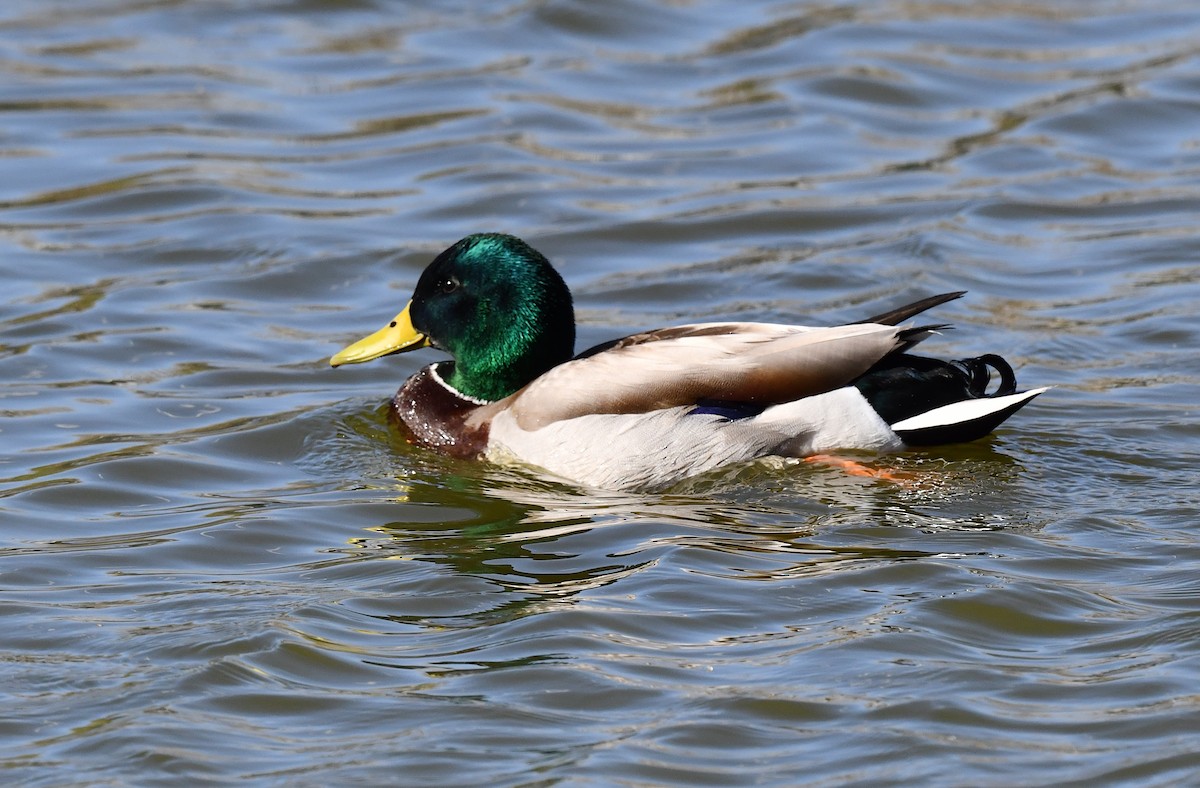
<box><xmin>804</xmin><ymin>454</ymin><xmax>915</xmax><ymax>484</ymax></box>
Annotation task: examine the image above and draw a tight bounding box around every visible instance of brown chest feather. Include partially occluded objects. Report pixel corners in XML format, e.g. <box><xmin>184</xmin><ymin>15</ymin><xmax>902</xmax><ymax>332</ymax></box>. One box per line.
<box><xmin>389</xmin><ymin>365</ymin><xmax>490</xmax><ymax>459</ymax></box>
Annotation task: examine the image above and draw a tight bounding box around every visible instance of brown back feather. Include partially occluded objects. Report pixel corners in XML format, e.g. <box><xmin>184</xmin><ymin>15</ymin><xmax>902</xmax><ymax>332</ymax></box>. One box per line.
<box><xmin>507</xmin><ymin>322</ymin><xmax>911</xmax><ymax>430</ymax></box>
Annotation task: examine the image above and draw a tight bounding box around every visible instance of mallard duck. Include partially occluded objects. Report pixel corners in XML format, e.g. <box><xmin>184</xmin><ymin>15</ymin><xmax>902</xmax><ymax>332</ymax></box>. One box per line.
<box><xmin>331</xmin><ymin>233</ymin><xmax>1045</xmax><ymax>490</ymax></box>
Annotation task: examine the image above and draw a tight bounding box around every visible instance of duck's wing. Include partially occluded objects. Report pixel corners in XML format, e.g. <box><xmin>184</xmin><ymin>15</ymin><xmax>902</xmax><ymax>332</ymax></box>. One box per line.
<box><xmin>572</xmin><ymin>321</ymin><xmax>796</xmax><ymax>360</ymax></box>
<box><xmin>506</xmin><ymin>322</ymin><xmax>931</xmax><ymax>430</ymax></box>
<box><xmin>852</xmin><ymin>291</ymin><xmax>965</xmax><ymax>326</ymax></box>
<box><xmin>571</xmin><ymin>292</ymin><xmax>965</xmax><ymax>359</ymax></box>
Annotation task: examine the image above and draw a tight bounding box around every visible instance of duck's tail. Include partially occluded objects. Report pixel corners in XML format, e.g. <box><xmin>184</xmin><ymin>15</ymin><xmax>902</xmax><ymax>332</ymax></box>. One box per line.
<box><xmin>854</xmin><ymin>353</ymin><xmax>1047</xmax><ymax>445</ymax></box>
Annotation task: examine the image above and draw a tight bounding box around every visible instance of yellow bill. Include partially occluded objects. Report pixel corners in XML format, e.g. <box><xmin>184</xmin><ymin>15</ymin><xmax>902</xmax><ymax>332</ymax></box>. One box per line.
<box><xmin>330</xmin><ymin>300</ymin><xmax>430</xmax><ymax>367</ymax></box>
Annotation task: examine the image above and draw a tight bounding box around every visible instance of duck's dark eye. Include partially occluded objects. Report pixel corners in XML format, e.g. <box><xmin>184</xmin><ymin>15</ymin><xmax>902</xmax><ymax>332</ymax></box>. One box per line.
<box><xmin>439</xmin><ymin>277</ymin><xmax>460</xmax><ymax>294</ymax></box>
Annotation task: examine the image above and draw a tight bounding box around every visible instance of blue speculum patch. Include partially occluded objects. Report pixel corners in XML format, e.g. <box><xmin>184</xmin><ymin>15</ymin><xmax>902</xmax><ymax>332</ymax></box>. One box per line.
<box><xmin>688</xmin><ymin>400</ymin><xmax>766</xmax><ymax>420</ymax></box>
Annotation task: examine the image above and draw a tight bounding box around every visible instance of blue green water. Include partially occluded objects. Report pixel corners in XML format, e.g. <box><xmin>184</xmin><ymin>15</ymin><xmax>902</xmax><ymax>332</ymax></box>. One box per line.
<box><xmin>2</xmin><ymin>1</ymin><xmax>1199</xmax><ymax>784</ymax></box>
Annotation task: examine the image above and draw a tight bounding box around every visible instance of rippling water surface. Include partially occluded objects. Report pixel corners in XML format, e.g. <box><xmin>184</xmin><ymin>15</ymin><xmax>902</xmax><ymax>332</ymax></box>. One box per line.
<box><xmin>2</xmin><ymin>0</ymin><xmax>1199</xmax><ymax>784</ymax></box>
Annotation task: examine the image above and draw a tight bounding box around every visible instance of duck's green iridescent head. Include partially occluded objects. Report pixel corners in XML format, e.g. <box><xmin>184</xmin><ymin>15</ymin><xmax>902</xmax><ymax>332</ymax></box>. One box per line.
<box><xmin>331</xmin><ymin>233</ymin><xmax>576</xmax><ymax>403</ymax></box>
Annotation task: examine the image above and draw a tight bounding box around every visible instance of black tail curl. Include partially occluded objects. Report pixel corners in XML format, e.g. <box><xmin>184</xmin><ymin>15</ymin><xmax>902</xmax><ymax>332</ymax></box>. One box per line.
<box><xmin>853</xmin><ymin>352</ymin><xmax>1019</xmax><ymax>426</ymax></box>
<box><xmin>953</xmin><ymin>353</ymin><xmax>1017</xmax><ymax>398</ymax></box>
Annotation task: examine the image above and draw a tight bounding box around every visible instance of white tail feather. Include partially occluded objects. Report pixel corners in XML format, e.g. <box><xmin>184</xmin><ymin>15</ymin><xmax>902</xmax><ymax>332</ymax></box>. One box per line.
<box><xmin>891</xmin><ymin>387</ymin><xmax>1050</xmax><ymax>432</ymax></box>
